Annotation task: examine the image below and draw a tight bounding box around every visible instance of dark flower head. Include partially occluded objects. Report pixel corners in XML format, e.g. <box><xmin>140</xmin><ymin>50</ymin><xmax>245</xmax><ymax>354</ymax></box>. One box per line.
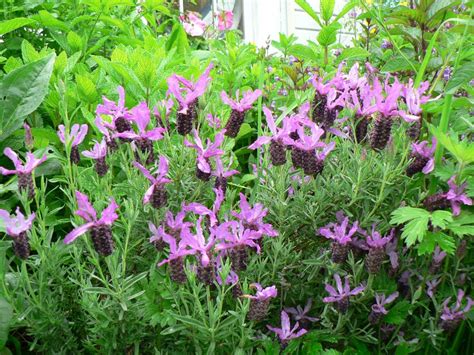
<box><xmin>133</xmin><ymin>156</ymin><xmax>172</xmax><ymax>205</ymax></box>
<box><xmin>64</xmin><ymin>191</ymin><xmax>118</xmax><ymax>244</ymax></box>
<box><xmin>184</xmin><ymin>129</ymin><xmax>225</xmax><ymax>174</ymax></box>
<box><xmin>115</xmin><ymin>102</ymin><xmax>166</xmax><ymax>141</ymax></box>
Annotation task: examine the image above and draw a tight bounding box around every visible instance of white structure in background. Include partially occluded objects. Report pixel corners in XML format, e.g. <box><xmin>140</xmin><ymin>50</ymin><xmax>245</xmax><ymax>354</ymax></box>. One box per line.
<box><xmin>242</xmin><ymin>0</ymin><xmax>356</xmax><ymax>47</ymax></box>
<box><xmin>178</xmin><ymin>0</ymin><xmax>356</xmax><ymax>47</ymax></box>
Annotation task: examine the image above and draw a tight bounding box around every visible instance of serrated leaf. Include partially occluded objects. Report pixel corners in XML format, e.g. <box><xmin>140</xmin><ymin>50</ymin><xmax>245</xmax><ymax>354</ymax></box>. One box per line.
<box><xmin>21</xmin><ymin>39</ymin><xmax>40</xmax><ymax>63</ymax></box>
<box><xmin>3</xmin><ymin>56</ymin><xmax>23</xmax><ymax>73</ymax></box>
<box><xmin>320</xmin><ymin>0</ymin><xmax>335</xmax><ymax>23</ymax></box>
<box><xmin>0</xmin><ymin>17</ymin><xmax>35</xmax><ymax>35</ymax></box>
<box><xmin>402</xmin><ymin>217</ymin><xmax>429</xmax><ymax>246</ymax></box>
<box><xmin>445</xmin><ymin>61</ymin><xmax>474</xmax><ymax>94</ymax></box>
<box><xmin>430</xmin><ymin>125</ymin><xmax>474</xmax><ymax>164</ymax></box>
<box><xmin>446</xmin><ymin>213</ymin><xmax>474</xmax><ymax>237</ymax></box>
<box><xmin>317</xmin><ymin>23</ymin><xmax>341</xmax><ymax>47</ymax></box>
<box><xmin>166</xmin><ymin>23</ymin><xmax>189</xmax><ymax>56</ymax></box>
<box><xmin>67</xmin><ymin>31</ymin><xmax>83</xmax><ymax>53</ymax></box>
<box><xmin>75</xmin><ymin>74</ymin><xmax>98</xmax><ymax>103</ymax></box>
<box><xmin>0</xmin><ymin>53</ymin><xmax>56</xmax><ymax>141</ymax></box>
<box><xmin>390</xmin><ymin>207</ymin><xmax>430</xmax><ymax>224</ymax></box>
<box><xmin>430</xmin><ymin>210</ymin><xmax>453</xmax><ymax>228</ymax></box>
<box><xmin>289</xmin><ymin>44</ymin><xmax>318</xmax><ymax>62</ymax></box>
<box><xmin>381</xmin><ymin>56</ymin><xmax>418</xmax><ymax>72</ymax></box>
<box><xmin>33</xmin><ymin>10</ymin><xmax>70</xmax><ymax>31</ymax></box>
<box><xmin>418</xmin><ymin>231</ymin><xmax>455</xmax><ymax>255</ymax></box>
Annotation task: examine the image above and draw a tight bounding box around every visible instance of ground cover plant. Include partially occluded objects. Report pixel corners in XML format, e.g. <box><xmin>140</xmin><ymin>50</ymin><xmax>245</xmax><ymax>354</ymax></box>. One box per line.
<box><xmin>0</xmin><ymin>0</ymin><xmax>473</xmax><ymax>353</ymax></box>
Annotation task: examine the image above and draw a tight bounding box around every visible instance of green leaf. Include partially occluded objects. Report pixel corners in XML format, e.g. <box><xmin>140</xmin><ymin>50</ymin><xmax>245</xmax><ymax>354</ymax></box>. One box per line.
<box><xmin>75</xmin><ymin>74</ymin><xmax>98</xmax><ymax>103</ymax></box>
<box><xmin>385</xmin><ymin>300</ymin><xmax>411</xmax><ymax>325</ymax></box>
<box><xmin>336</xmin><ymin>47</ymin><xmax>370</xmax><ymax>63</ymax></box>
<box><xmin>446</xmin><ymin>213</ymin><xmax>474</xmax><ymax>237</ymax></box>
<box><xmin>430</xmin><ymin>125</ymin><xmax>474</xmax><ymax>164</ymax></box>
<box><xmin>32</xmin><ymin>10</ymin><xmax>70</xmax><ymax>31</ymax></box>
<box><xmin>289</xmin><ymin>44</ymin><xmax>318</xmax><ymax>62</ymax></box>
<box><xmin>317</xmin><ymin>23</ymin><xmax>341</xmax><ymax>47</ymax></box>
<box><xmin>430</xmin><ymin>210</ymin><xmax>453</xmax><ymax>229</ymax></box>
<box><xmin>334</xmin><ymin>0</ymin><xmax>357</xmax><ymax>22</ymax></box>
<box><xmin>0</xmin><ymin>17</ymin><xmax>35</xmax><ymax>35</ymax></box>
<box><xmin>166</xmin><ymin>23</ymin><xmax>189</xmax><ymax>56</ymax></box>
<box><xmin>390</xmin><ymin>207</ymin><xmax>430</xmax><ymax>224</ymax></box>
<box><xmin>418</xmin><ymin>231</ymin><xmax>455</xmax><ymax>255</ymax></box>
<box><xmin>445</xmin><ymin>61</ymin><xmax>474</xmax><ymax>94</ymax></box>
<box><xmin>381</xmin><ymin>56</ymin><xmax>418</xmax><ymax>73</ymax></box>
<box><xmin>0</xmin><ymin>53</ymin><xmax>56</xmax><ymax>141</ymax></box>
<box><xmin>67</xmin><ymin>31</ymin><xmax>83</xmax><ymax>53</ymax></box>
<box><xmin>296</xmin><ymin>0</ymin><xmax>322</xmax><ymax>27</ymax></box>
<box><xmin>0</xmin><ymin>296</ymin><xmax>13</xmax><ymax>348</ymax></box>
<box><xmin>427</xmin><ymin>0</ymin><xmax>458</xmax><ymax>21</ymax></box>
<box><xmin>21</xmin><ymin>39</ymin><xmax>40</xmax><ymax>63</ymax></box>
<box><xmin>321</xmin><ymin>0</ymin><xmax>335</xmax><ymax>23</ymax></box>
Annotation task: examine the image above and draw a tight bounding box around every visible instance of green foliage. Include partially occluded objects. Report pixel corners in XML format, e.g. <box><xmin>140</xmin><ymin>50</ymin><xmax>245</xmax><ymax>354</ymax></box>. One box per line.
<box><xmin>0</xmin><ymin>297</ymin><xmax>13</xmax><ymax>349</ymax></box>
<box><xmin>0</xmin><ymin>53</ymin><xmax>56</xmax><ymax>141</ymax></box>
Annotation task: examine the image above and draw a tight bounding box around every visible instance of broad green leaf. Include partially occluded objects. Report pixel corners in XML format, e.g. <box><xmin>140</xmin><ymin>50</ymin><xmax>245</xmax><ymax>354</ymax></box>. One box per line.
<box><xmin>430</xmin><ymin>210</ymin><xmax>453</xmax><ymax>229</ymax></box>
<box><xmin>67</xmin><ymin>31</ymin><xmax>83</xmax><ymax>53</ymax></box>
<box><xmin>289</xmin><ymin>44</ymin><xmax>318</xmax><ymax>62</ymax></box>
<box><xmin>32</xmin><ymin>10</ymin><xmax>70</xmax><ymax>31</ymax></box>
<box><xmin>0</xmin><ymin>296</ymin><xmax>13</xmax><ymax>348</ymax></box>
<box><xmin>381</xmin><ymin>56</ymin><xmax>418</xmax><ymax>73</ymax></box>
<box><xmin>445</xmin><ymin>61</ymin><xmax>474</xmax><ymax>94</ymax></box>
<box><xmin>75</xmin><ymin>74</ymin><xmax>99</xmax><ymax>103</ymax></box>
<box><xmin>0</xmin><ymin>53</ymin><xmax>56</xmax><ymax>141</ymax></box>
<box><xmin>165</xmin><ymin>23</ymin><xmax>189</xmax><ymax>56</ymax></box>
<box><xmin>21</xmin><ymin>39</ymin><xmax>40</xmax><ymax>63</ymax></box>
<box><xmin>317</xmin><ymin>23</ymin><xmax>341</xmax><ymax>47</ymax></box>
<box><xmin>321</xmin><ymin>0</ymin><xmax>335</xmax><ymax>23</ymax></box>
<box><xmin>447</xmin><ymin>213</ymin><xmax>474</xmax><ymax>237</ymax></box>
<box><xmin>402</xmin><ymin>217</ymin><xmax>429</xmax><ymax>246</ymax></box>
<box><xmin>390</xmin><ymin>207</ymin><xmax>430</xmax><ymax>224</ymax></box>
<box><xmin>430</xmin><ymin>125</ymin><xmax>474</xmax><ymax>164</ymax></box>
<box><xmin>0</xmin><ymin>17</ymin><xmax>35</xmax><ymax>35</ymax></box>
<box><xmin>427</xmin><ymin>0</ymin><xmax>458</xmax><ymax>21</ymax></box>
<box><xmin>336</xmin><ymin>47</ymin><xmax>370</xmax><ymax>63</ymax></box>
<box><xmin>296</xmin><ymin>0</ymin><xmax>322</xmax><ymax>27</ymax></box>
<box><xmin>3</xmin><ymin>56</ymin><xmax>23</xmax><ymax>73</ymax></box>
<box><xmin>418</xmin><ymin>231</ymin><xmax>455</xmax><ymax>255</ymax></box>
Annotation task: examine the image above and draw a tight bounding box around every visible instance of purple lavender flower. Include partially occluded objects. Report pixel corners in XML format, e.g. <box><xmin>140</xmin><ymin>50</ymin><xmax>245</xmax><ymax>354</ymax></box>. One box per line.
<box><xmin>369</xmin><ymin>292</ymin><xmax>399</xmax><ymax>324</ymax></box>
<box><xmin>365</xmin><ymin>226</ymin><xmax>395</xmax><ymax>274</ymax></box>
<box><xmin>24</xmin><ymin>123</ymin><xmax>33</xmax><ymax>150</ymax></box>
<box><xmin>167</xmin><ymin>63</ymin><xmax>213</xmax><ymax>135</ymax></box>
<box><xmin>285</xmin><ymin>123</ymin><xmax>335</xmax><ymax>176</ymax></box>
<box><xmin>319</xmin><ymin>215</ymin><xmax>359</xmax><ymax>263</ymax></box>
<box><xmin>0</xmin><ymin>147</ymin><xmax>47</xmax><ymax>198</ymax></box>
<box><xmin>82</xmin><ymin>138</ymin><xmax>108</xmax><ymax>176</ymax></box>
<box><xmin>157</xmin><ymin>228</ymin><xmax>195</xmax><ymax>283</ymax></box>
<box><xmin>426</xmin><ymin>278</ymin><xmax>441</xmax><ymax>299</ymax></box>
<box><xmin>212</xmin><ymin>156</ymin><xmax>239</xmax><ymax>195</ymax></box>
<box><xmin>407</xmin><ymin>138</ymin><xmax>436</xmax><ymax>176</ymax></box>
<box><xmin>385</xmin><ymin>235</ymin><xmax>400</xmax><ymax>276</ymax></box>
<box><xmin>215</xmin><ymin>257</ymin><xmax>241</xmax><ymax>297</ymax></box>
<box><xmin>116</xmin><ymin>102</ymin><xmax>166</xmax><ymax>164</ymax></box>
<box><xmin>58</xmin><ymin>124</ymin><xmax>88</xmax><ymax>164</ymax></box>
<box><xmin>440</xmin><ymin>289</ymin><xmax>474</xmax><ymax>332</ymax></box>
<box><xmin>231</xmin><ymin>193</ymin><xmax>278</xmax><ymax>237</ymax></box>
<box><xmin>221</xmin><ymin>89</ymin><xmax>262</xmax><ymax>138</ymax></box>
<box><xmin>164</xmin><ymin>210</ymin><xmax>192</xmax><ymax>240</ymax></box>
<box><xmin>149</xmin><ymin>222</ymin><xmax>168</xmax><ymax>251</ymax></box>
<box><xmin>64</xmin><ymin>191</ymin><xmax>119</xmax><ymax>256</ymax></box>
<box><xmin>153</xmin><ymin>98</ymin><xmax>174</xmax><ymax>130</ymax></box>
<box><xmin>184</xmin><ymin>188</ymin><xmax>224</xmax><ymax>227</ymax></box>
<box><xmin>182</xmin><ymin>217</ymin><xmax>216</xmax><ymax>284</ymax></box>
<box><xmin>184</xmin><ymin>129</ymin><xmax>225</xmax><ymax>181</ymax></box>
<box><xmin>399</xmin><ymin>79</ymin><xmax>430</xmax><ymax>123</ymax></box>
<box><xmin>244</xmin><ymin>283</ymin><xmax>277</xmax><ymax>321</ymax></box>
<box><xmin>284</xmin><ymin>298</ymin><xmax>318</xmax><ymax>329</ymax></box>
<box><xmin>206</xmin><ymin>114</ymin><xmax>221</xmax><ymax>129</ymax></box>
<box><xmin>249</xmin><ymin>107</ymin><xmax>293</xmax><ymax>166</ymax></box>
<box><xmin>133</xmin><ymin>156</ymin><xmax>172</xmax><ymax>209</ymax></box>
<box><xmin>0</xmin><ymin>207</ymin><xmax>35</xmax><ymax>259</ymax></box>
<box><xmin>443</xmin><ymin>67</ymin><xmax>452</xmax><ymax>82</ymax></box>
<box><xmin>96</xmin><ymin>85</ymin><xmax>133</xmax><ymax>135</ymax></box>
<box><xmin>267</xmin><ymin>310</ymin><xmax>307</xmax><ymax>348</ymax></box>
<box><xmin>323</xmin><ymin>274</ymin><xmax>365</xmax><ymax>313</ymax></box>
<box><xmin>429</xmin><ymin>246</ymin><xmax>447</xmax><ymax>274</ymax></box>
<box><xmin>446</xmin><ymin>176</ymin><xmax>472</xmax><ymax>216</ymax></box>
<box><xmin>381</xmin><ymin>39</ymin><xmax>393</xmax><ymax>50</ymax></box>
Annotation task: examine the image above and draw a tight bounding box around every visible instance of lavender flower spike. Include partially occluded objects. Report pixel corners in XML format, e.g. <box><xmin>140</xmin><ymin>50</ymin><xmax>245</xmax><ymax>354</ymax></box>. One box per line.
<box><xmin>184</xmin><ymin>129</ymin><xmax>225</xmax><ymax>181</ymax></box>
<box><xmin>440</xmin><ymin>289</ymin><xmax>474</xmax><ymax>333</ymax></box>
<box><xmin>212</xmin><ymin>156</ymin><xmax>239</xmax><ymax>195</ymax></box>
<box><xmin>284</xmin><ymin>298</ymin><xmax>318</xmax><ymax>329</ymax></box>
<box><xmin>221</xmin><ymin>89</ymin><xmax>262</xmax><ymax>138</ymax></box>
<box><xmin>0</xmin><ymin>147</ymin><xmax>47</xmax><ymax>198</ymax></box>
<box><xmin>446</xmin><ymin>176</ymin><xmax>472</xmax><ymax>216</ymax></box>
<box><xmin>249</xmin><ymin>107</ymin><xmax>292</xmax><ymax>166</ymax></box>
<box><xmin>429</xmin><ymin>246</ymin><xmax>447</xmax><ymax>274</ymax></box>
<box><xmin>158</xmin><ymin>228</ymin><xmax>195</xmax><ymax>283</ymax></box>
<box><xmin>244</xmin><ymin>283</ymin><xmax>277</xmax><ymax>321</ymax></box>
<box><xmin>167</xmin><ymin>63</ymin><xmax>213</xmax><ymax>135</ymax></box>
<box><xmin>184</xmin><ymin>188</ymin><xmax>225</xmax><ymax>227</ymax></box>
<box><xmin>365</xmin><ymin>227</ymin><xmax>394</xmax><ymax>274</ymax></box>
<box><xmin>319</xmin><ymin>215</ymin><xmax>359</xmax><ymax>263</ymax></box>
<box><xmin>323</xmin><ymin>274</ymin><xmax>365</xmax><ymax>313</ymax></box>
<box><xmin>115</xmin><ymin>102</ymin><xmax>166</xmax><ymax>164</ymax></box>
<box><xmin>0</xmin><ymin>207</ymin><xmax>35</xmax><ymax>259</ymax></box>
<box><xmin>406</xmin><ymin>137</ymin><xmax>436</xmax><ymax>176</ymax></box>
<box><xmin>231</xmin><ymin>193</ymin><xmax>278</xmax><ymax>237</ymax></box>
<box><xmin>369</xmin><ymin>292</ymin><xmax>399</xmax><ymax>324</ymax></box>
<box><xmin>96</xmin><ymin>85</ymin><xmax>132</xmax><ymax>134</ymax></box>
<box><xmin>64</xmin><ymin>191</ymin><xmax>118</xmax><ymax>256</ymax></box>
<box><xmin>82</xmin><ymin>138</ymin><xmax>108</xmax><ymax>176</ymax></box>
<box><xmin>133</xmin><ymin>156</ymin><xmax>172</xmax><ymax>209</ymax></box>
<box><xmin>58</xmin><ymin>124</ymin><xmax>88</xmax><ymax>164</ymax></box>
<box><xmin>267</xmin><ymin>311</ymin><xmax>307</xmax><ymax>348</ymax></box>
